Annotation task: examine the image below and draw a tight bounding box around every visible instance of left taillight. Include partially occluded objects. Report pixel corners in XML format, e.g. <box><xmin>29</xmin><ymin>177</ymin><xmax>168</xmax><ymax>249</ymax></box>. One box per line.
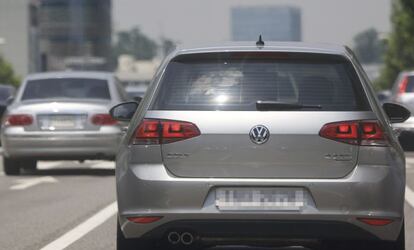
<box><xmin>319</xmin><ymin>120</ymin><xmax>388</xmax><ymax>146</ymax></box>
<box><xmin>6</xmin><ymin>114</ymin><xmax>33</xmax><ymax>126</ymax></box>
<box><xmin>132</xmin><ymin>119</ymin><xmax>200</xmax><ymax>145</ymax></box>
<box><xmin>91</xmin><ymin>114</ymin><xmax>118</xmax><ymax>126</ymax></box>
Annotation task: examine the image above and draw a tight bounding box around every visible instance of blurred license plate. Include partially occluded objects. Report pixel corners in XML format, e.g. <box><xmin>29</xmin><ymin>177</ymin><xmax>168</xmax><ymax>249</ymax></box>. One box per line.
<box><xmin>40</xmin><ymin>115</ymin><xmax>82</xmax><ymax>130</ymax></box>
<box><xmin>215</xmin><ymin>187</ymin><xmax>306</xmax><ymax>211</ymax></box>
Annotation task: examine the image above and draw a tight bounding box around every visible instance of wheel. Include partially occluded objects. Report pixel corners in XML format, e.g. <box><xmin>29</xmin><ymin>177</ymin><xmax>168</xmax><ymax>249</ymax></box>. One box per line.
<box><xmin>117</xmin><ymin>219</ymin><xmax>157</xmax><ymax>250</ymax></box>
<box><xmin>3</xmin><ymin>157</ymin><xmax>21</xmax><ymax>175</ymax></box>
<box><xmin>321</xmin><ymin>224</ymin><xmax>405</xmax><ymax>250</ymax></box>
<box><xmin>21</xmin><ymin>160</ymin><xmax>37</xmax><ymax>171</ymax></box>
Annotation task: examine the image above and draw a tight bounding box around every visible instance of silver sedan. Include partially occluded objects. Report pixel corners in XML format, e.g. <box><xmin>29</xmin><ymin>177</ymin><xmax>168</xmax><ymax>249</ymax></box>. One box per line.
<box><xmin>1</xmin><ymin>71</ymin><xmax>128</xmax><ymax>175</ymax></box>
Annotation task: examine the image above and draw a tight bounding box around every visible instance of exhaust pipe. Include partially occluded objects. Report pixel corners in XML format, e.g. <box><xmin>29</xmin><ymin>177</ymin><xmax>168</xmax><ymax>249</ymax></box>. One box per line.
<box><xmin>181</xmin><ymin>232</ymin><xmax>194</xmax><ymax>245</ymax></box>
<box><xmin>167</xmin><ymin>231</ymin><xmax>181</xmax><ymax>245</ymax></box>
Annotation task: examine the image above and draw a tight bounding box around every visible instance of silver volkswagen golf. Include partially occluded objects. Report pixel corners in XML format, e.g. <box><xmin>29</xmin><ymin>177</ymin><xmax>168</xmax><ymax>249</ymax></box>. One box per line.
<box><xmin>111</xmin><ymin>42</ymin><xmax>410</xmax><ymax>250</ymax></box>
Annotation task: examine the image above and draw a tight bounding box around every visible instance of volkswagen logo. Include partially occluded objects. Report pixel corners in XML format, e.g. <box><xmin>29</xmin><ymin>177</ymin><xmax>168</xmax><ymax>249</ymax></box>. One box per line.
<box><xmin>249</xmin><ymin>125</ymin><xmax>270</xmax><ymax>145</ymax></box>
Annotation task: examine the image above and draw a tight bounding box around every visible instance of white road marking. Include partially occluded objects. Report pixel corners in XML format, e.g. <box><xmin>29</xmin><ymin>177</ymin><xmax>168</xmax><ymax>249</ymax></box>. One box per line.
<box><xmin>39</xmin><ymin>201</ymin><xmax>117</xmax><ymax>250</ymax></box>
<box><xmin>38</xmin><ymin>161</ymin><xmax>65</xmax><ymax>170</ymax></box>
<box><xmin>10</xmin><ymin>176</ymin><xmax>58</xmax><ymax>190</ymax></box>
<box><xmin>406</xmin><ymin>186</ymin><xmax>414</xmax><ymax>208</ymax></box>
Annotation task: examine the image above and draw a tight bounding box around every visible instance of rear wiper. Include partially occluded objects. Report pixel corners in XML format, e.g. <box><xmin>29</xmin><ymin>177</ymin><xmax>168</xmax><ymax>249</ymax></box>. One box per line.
<box><xmin>256</xmin><ymin>100</ymin><xmax>322</xmax><ymax>111</ymax></box>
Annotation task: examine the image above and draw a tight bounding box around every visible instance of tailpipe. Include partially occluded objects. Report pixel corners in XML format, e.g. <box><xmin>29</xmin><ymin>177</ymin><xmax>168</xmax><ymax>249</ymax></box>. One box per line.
<box><xmin>167</xmin><ymin>231</ymin><xmax>181</xmax><ymax>245</ymax></box>
<box><xmin>181</xmin><ymin>232</ymin><xmax>195</xmax><ymax>245</ymax></box>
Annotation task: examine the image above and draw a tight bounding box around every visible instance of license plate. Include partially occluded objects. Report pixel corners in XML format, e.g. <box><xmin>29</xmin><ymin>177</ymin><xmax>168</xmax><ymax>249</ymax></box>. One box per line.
<box><xmin>215</xmin><ymin>187</ymin><xmax>306</xmax><ymax>211</ymax></box>
<box><xmin>39</xmin><ymin>115</ymin><xmax>85</xmax><ymax>130</ymax></box>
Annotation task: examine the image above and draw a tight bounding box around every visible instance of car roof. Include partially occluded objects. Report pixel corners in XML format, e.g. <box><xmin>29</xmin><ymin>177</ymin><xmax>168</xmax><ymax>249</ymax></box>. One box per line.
<box><xmin>24</xmin><ymin>71</ymin><xmax>114</xmax><ymax>81</ymax></box>
<box><xmin>173</xmin><ymin>42</ymin><xmax>349</xmax><ymax>57</ymax></box>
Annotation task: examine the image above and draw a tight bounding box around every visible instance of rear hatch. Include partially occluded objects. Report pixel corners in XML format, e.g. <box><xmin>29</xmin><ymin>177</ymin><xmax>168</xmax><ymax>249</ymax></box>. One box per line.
<box><xmin>148</xmin><ymin>52</ymin><xmax>373</xmax><ymax>178</ymax></box>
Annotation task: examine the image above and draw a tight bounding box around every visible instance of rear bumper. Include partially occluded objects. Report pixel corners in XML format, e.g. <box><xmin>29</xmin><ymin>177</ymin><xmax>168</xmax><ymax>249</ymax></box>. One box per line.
<box><xmin>117</xmin><ymin>149</ymin><xmax>405</xmax><ymax>242</ymax></box>
<box><xmin>1</xmin><ymin>127</ymin><xmax>121</xmax><ymax>160</ymax></box>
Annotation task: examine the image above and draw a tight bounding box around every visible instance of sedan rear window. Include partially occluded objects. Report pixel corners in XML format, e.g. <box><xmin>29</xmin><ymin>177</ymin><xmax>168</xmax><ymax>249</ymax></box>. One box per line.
<box><xmin>151</xmin><ymin>52</ymin><xmax>370</xmax><ymax>111</ymax></box>
<box><xmin>21</xmin><ymin>78</ymin><xmax>110</xmax><ymax>101</ymax></box>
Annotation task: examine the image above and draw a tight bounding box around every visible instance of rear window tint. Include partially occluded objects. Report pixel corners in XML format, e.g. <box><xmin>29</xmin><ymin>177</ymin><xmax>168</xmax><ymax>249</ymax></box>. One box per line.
<box><xmin>151</xmin><ymin>52</ymin><xmax>370</xmax><ymax>111</ymax></box>
<box><xmin>22</xmin><ymin>78</ymin><xmax>110</xmax><ymax>101</ymax></box>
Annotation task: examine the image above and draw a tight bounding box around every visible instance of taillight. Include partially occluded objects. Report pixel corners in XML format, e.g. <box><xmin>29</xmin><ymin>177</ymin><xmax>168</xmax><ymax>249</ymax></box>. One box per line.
<box><xmin>91</xmin><ymin>114</ymin><xmax>117</xmax><ymax>125</ymax></box>
<box><xmin>398</xmin><ymin>76</ymin><xmax>409</xmax><ymax>95</ymax></box>
<box><xmin>319</xmin><ymin>120</ymin><xmax>388</xmax><ymax>146</ymax></box>
<box><xmin>132</xmin><ymin>119</ymin><xmax>200</xmax><ymax>145</ymax></box>
<box><xmin>6</xmin><ymin>114</ymin><xmax>33</xmax><ymax>126</ymax></box>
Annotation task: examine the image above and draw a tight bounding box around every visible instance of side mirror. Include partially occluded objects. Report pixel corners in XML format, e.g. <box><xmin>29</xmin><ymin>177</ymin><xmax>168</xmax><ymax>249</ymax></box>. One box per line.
<box><xmin>382</xmin><ymin>103</ymin><xmax>411</xmax><ymax>123</ymax></box>
<box><xmin>109</xmin><ymin>101</ymin><xmax>139</xmax><ymax>122</ymax></box>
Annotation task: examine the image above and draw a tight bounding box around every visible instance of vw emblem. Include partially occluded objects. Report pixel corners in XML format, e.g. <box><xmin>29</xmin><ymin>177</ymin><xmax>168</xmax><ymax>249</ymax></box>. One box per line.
<box><xmin>249</xmin><ymin>125</ymin><xmax>270</xmax><ymax>145</ymax></box>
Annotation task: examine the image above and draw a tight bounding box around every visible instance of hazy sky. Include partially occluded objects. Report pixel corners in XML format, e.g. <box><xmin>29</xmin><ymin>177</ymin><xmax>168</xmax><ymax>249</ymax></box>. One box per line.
<box><xmin>113</xmin><ymin>0</ymin><xmax>392</xmax><ymax>47</ymax></box>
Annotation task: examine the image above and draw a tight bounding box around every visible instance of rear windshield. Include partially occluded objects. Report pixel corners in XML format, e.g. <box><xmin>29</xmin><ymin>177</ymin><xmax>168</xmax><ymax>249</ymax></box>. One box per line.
<box><xmin>151</xmin><ymin>52</ymin><xmax>370</xmax><ymax>111</ymax></box>
<box><xmin>22</xmin><ymin>78</ymin><xmax>110</xmax><ymax>101</ymax></box>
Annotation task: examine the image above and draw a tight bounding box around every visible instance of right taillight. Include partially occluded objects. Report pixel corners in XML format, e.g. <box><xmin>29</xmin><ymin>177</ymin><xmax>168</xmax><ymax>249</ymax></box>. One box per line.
<box><xmin>6</xmin><ymin>114</ymin><xmax>33</xmax><ymax>126</ymax></box>
<box><xmin>132</xmin><ymin>119</ymin><xmax>200</xmax><ymax>145</ymax></box>
<box><xmin>398</xmin><ymin>76</ymin><xmax>409</xmax><ymax>95</ymax></box>
<box><xmin>319</xmin><ymin>120</ymin><xmax>388</xmax><ymax>146</ymax></box>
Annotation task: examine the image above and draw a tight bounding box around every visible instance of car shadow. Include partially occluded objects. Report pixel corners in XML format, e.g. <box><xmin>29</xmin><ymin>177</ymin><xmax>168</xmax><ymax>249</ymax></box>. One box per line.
<box><xmin>21</xmin><ymin>168</ymin><xmax>114</xmax><ymax>176</ymax></box>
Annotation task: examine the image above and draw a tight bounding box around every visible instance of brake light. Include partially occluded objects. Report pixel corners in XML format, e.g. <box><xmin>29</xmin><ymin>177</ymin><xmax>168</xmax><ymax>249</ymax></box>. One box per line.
<box><xmin>91</xmin><ymin>114</ymin><xmax>117</xmax><ymax>125</ymax></box>
<box><xmin>319</xmin><ymin>120</ymin><xmax>387</xmax><ymax>146</ymax></box>
<box><xmin>398</xmin><ymin>76</ymin><xmax>409</xmax><ymax>95</ymax></box>
<box><xmin>6</xmin><ymin>114</ymin><xmax>33</xmax><ymax>126</ymax></box>
<box><xmin>133</xmin><ymin>119</ymin><xmax>200</xmax><ymax>145</ymax></box>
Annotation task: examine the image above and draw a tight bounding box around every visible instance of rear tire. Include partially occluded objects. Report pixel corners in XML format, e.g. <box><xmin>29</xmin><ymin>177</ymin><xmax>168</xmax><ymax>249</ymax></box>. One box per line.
<box><xmin>3</xmin><ymin>157</ymin><xmax>21</xmax><ymax>176</ymax></box>
<box><xmin>117</xmin><ymin>219</ymin><xmax>157</xmax><ymax>250</ymax></box>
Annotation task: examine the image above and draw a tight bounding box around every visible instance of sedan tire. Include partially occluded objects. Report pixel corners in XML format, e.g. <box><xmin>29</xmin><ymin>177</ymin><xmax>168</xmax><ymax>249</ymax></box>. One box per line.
<box><xmin>3</xmin><ymin>157</ymin><xmax>21</xmax><ymax>176</ymax></box>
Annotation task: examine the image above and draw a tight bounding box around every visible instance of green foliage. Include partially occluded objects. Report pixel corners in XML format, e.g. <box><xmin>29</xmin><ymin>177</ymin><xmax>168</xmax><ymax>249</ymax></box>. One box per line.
<box><xmin>353</xmin><ymin>28</ymin><xmax>385</xmax><ymax>63</ymax></box>
<box><xmin>112</xmin><ymin>27</ymin><xmax>158</xmax><ymax>61</ymax></box>
<box><xmin>376</xmin><ymin>0</ymin><xmax>414</xmax><ymax>89</ymax></box>
<box><xmin>0</xmin><ymin>54</ymin><xmax>20</xmax><ymax>86</ymax></box>
<box><xmin>161</xmin><ymin>38</ymin><xmax>176</xmax><ymax>57</ymax></box>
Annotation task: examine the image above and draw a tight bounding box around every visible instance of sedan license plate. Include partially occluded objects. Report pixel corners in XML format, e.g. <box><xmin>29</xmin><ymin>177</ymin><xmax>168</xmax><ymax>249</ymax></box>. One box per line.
<box><xmin>39</xmin><ymin>115</ymin><xmax>85</xmax><ymax>130</ymax></box>
<box><xmin>215</xmin><ymin>187</ymin><xmax>306</xmax><ymax>211</ymax></box>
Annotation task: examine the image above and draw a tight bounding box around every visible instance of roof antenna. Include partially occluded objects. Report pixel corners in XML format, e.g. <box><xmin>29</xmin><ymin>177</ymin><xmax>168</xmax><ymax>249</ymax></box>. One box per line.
<box><xmin>256</xmin><ymin>35</ymin><xmax>265</xmax><ymax>48</ymax></box>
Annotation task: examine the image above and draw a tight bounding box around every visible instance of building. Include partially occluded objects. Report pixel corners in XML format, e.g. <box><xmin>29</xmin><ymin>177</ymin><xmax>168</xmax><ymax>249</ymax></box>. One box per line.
<box><xmin>37</xmin><ymin>0</ymin><xmax>112</xmax><ymax>71</ymax></box>
<box><xmin>0</xmin><ymin>0</ymin><xmax>112</xmax><ymax>77</ymax></box>
<box><xmin>0</xmin><ymin>0</ymin><xmax>38</xmax><ymax>77</ymax></box>
<box><xmin>231</xmin><ymin>6</ymin><xmax>302</xmax><ymax>42</ymax></box>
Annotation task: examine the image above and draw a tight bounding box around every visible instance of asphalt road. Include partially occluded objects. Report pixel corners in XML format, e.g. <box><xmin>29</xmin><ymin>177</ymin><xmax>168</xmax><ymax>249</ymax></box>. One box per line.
<box><xmin>0</xmin><ymin>155</ymin><xmax>414</xmax><ymax>250</ymax></box>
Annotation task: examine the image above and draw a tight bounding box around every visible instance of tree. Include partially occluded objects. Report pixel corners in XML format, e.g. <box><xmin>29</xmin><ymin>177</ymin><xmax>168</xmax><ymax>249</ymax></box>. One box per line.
<box><xmin>161</xmin><ymin>38</ymin><xmax>176</xmax><ymax>57</ymax></box>
<box><xmin>376</xmin><ymin>0</ymin><xmax>414</xmax><ymax>89</ymax></box>
<box><xmin>112</xmin><ymin>27</ymin><xmax>158</xmax><ymax>61</ymax></box>
<box><xmin>353</xmin><ymin>28</ymin><xmax>385</xmax><ymax>64</ymax></box>
<box><xmin>0</xmin><ymin>54</ymin><xmax>20</xmax><ymax>86</ymax></box>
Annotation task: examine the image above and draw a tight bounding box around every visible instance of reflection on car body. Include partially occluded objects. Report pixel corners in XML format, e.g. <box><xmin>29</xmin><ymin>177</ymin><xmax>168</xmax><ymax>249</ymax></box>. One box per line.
<box><xmin>0</xmin><ymin>71</ymin><xmax>129</xmax><ymax>175</ymax></box>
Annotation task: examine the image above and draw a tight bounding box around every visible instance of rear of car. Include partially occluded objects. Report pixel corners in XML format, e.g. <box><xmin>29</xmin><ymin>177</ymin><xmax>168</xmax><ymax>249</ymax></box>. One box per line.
<box><xmin>1</xmin><ymin>72</ymin><xmax>125</xmax><ymax>175</ymax></box>
<box><xmin>391</xmin><ymin>72</ymin><xmax>414</xmax><ymax>148</ymax></box>
<box><xmin>116</xmin><ymin>44</ymin><xmax>405</xmax><ymax>249</ymax></box>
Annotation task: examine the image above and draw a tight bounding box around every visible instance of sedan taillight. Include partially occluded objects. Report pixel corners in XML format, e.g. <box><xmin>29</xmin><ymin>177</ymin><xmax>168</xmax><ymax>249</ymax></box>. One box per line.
<box><xmin>319</xmin><ymin>120</ymin><xmax>388</xmax><ymax>146</ymax></box>
<box><xmin>132</xmin><ymin>119</ymin><xmax>200</xmax><ymax>145</ymax></box>
<box><xmin>91</xmin><ymin>114</ymin><xmax>118</xmax><ymax>126</ymax></box>
<box><xmin>6</xmin><ymin>114</ymin><xmax>33</xmax><ymax>126</ymax></box>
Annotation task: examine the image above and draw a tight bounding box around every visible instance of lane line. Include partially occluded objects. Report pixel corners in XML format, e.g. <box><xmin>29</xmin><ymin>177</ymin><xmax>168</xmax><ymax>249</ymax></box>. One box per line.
<box><xmin>406</xmin><ymin>186</ymin><xmax>414</xmax><ymax>208</ymax></box>
<box><xmin>39</xmin><ymin>201</ymin><xmax>117</xmax><ymax>250</ymax></box>
<box><xmin>10</xmin><ymin>176</ymin><xmax>58</xmax><ymax>190</ymax></box>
